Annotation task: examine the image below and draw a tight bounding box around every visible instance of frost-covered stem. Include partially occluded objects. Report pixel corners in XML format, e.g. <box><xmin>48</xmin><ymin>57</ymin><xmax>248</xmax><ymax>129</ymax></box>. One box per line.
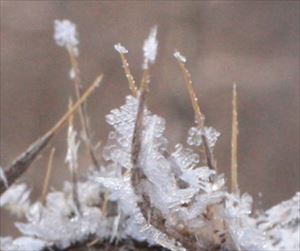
<box><xmin>68</xmin><ymin>99</ymin><xmax>81</xmax><ymax>215</ymax></box>
<box><xmin>41</xmin><ymin>148</ymin><xmax>55</xmax><ymax>203</ymax></box>
<box><xmin>67</xmin><ymin>47</ymin><xmax>100</xmax><ymax>170</ymax></box>
<box><xmin>139</xmin><ymin>69</ymin><xmax>150</xmax><ymax>92</ymax></box>
<box><xmin>0</xmin><ymin>76</ymin><xmax>102</xmax><ymax>195</ymax></box>
<box><xmin>175</xmin><ymin>57</ymin><xmax>216</xmax><ymax>171</ymax></box>
<box><xmin>231</xmin><ymin>84</ymin><xmax>239</xmax><ymax>193</ymax></box>
<box><xmin>119</xmin><ymin>53</ymin><xmax>138</xmax><ymax>96</ymax></box>
<box><xmin>175</xmin><ymin>60</ymin><xmax>204</xmax><ymax>128</ymax></box>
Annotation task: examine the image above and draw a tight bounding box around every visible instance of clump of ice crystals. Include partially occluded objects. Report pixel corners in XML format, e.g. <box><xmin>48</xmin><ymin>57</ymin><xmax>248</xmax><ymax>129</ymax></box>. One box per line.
<box><xmin>2</xmin><ymin>94</ymin><xmax>299</xmax><ymax>251</ymax></box>
<box><xmin>54</xmin><ymin>20</ymin><xmax>79</xmax><ymax>51</ymax></box>
<box><xmin>2</xmin><ymin>21</ymin><xmax>299</xmax><ymax>251</ymax></box>
<box><xmin>187</xmin><ymin>126</ymin><xmax>221</xmax><ymax>149</ymax></box>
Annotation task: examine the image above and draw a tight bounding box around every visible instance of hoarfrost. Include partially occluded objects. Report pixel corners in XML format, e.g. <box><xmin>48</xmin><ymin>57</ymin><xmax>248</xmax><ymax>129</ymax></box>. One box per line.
<box><xmin>143</xmin><ymin>26</ymin><xmax>158</xmax><ymax>69</ymax></box>
<box><xmin>174</xmin><ymin>50</ymin><xmax>186</xmax><ymax>63</ymax></box>
<box><xmin>0</xmin><ymin>183</ymin><xmax>31</xmax><ymax>218</ymax></box>
<box><xmin>114</xmin><ymin>43</ymin><xmax>128</xmax><ymax>54</ymax></box>
<box><xmin>0</xmin><ymin>166</ymin><xmax>8</xmax><ymax>188</ymax></box>
<box><xmin>54</xmin><ymin>20</ymin><xmax>79</xmax><ymax>51</ymax></box>
<box><xmin>187</xmin><ymin>126</ymin><xmax>220</xmax><ymax>149</ymax></box>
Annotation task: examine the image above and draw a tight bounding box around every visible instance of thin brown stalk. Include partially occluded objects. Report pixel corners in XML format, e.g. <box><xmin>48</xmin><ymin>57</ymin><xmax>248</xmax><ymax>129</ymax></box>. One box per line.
<box><xmin>175</xmin><ymin>57</ymin><xmax>216</xmax><ymax>171</ymax></box>
<box><xmin>67</xmin><ymin>47</ymin><xmax>100</xmax><ymax>170</ymax></box>
<box><xmin>118</xmin><ymin>52</ymin><xmax>138</xmax><ymax>96</ymax></box>
<box><xmin>231</xmin><ymin>83</ymin><xmax>239</xmax><ymax>193</ymax></box>
<box><xmin>0</xmin><ymin>75</ymin><xmax>102</xmax><ymax>195</ymax></box>
<box><xmin>41</xmin><ymin>148</ymin><xmax>56</xmax><ymax>203</ymax></box>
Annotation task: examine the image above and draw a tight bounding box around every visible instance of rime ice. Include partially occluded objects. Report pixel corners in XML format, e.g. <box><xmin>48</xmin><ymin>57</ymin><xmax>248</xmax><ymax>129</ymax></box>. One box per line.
<box><xmin>54</xmin><ymin>20</ymin><xmax>79</xmax><ymax>52</ymax></box>
<box><xmin>143</xmin><ymin>26</ymin><xmax>158</xmax><ymax>69</ymax></box>
<box><xmin>174</xmin><ymin>51</ymin><xmax>186</xmax><ymax>63</ymax></box>
<box><xmin>114</xmin><ymin>43</ymin><xmax>128</xmax><ymax>54</ymax></box>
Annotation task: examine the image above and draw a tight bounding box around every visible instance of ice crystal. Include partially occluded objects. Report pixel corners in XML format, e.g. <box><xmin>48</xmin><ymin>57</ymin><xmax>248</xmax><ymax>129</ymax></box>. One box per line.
<box><xmin>143</xmin><ymin>26</ymin><xmax>158</xmax><ymax>69</ymax></box>
<box><xmin>187</xmin><ymin>126</ymin><xmax>220</xmax><ymax>149</ymax></box>
<box><xmin>0</xmin><ymin>236</ymin><xmax>46</xmax><ymax>251</ymax></box>
<box><xmin>0</xmin><ymin>166</ymin><xmax>8</xmax><ymax>188</ymax></box>
<box><xmin>1</xmin><ymin>20</ymin><xmax>299</xmax><ymax>251</ymax></box>
<box><xmin>54</xmin><ymin>19</ymin><xmax>79</xmax><ymax>54</ymax></box>
<box><xmin>174</xmin><ymin>50</ymin><xmax>186</xmax><ymax>63</ymax></box>
<box><xmin>256</xmin><ymin>192</ymin><xmax>300</xmax><ymax>250</ymax></box>
<box><xmin>114</xmin><ymin>43</ymin><xmax>128</xmax><ymax>54</ymax></box>
<box><xmin>0</xmin><ymin>183</ymin><xmax>31</xmax><ymax>218</ymax></box>
<box><xmin>65</xmin><ymin>124</ymin><xmax>80</xmax><ymax>172</ymax></box>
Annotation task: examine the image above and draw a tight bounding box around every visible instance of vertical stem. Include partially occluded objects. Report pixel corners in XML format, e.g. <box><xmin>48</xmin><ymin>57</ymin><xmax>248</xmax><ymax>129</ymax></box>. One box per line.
<box><xmin>231</xmin><ymin>83</ymin><xmax>239</xmax><ymax>193</ymax></box>
<box><xmin>119</xmin><ymin>53</ymin><xmax>138</xmax><ymax>97</ymax></box>
<box><xmin>41</xmin><ymin>148</ymin><xmax>56</xmax><ymax>203</ymax></box>
<box><xmin>67</xmin><ymin>47</ymin><xmax>100</xmax><ymax>170</ymax></box>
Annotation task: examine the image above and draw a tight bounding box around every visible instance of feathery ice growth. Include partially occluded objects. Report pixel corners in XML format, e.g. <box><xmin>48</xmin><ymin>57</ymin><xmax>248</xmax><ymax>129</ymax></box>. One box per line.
<box><xmin>0</xmin><ymin>20</ymin><xmax>299</xmax><ymax>251</ymax></box>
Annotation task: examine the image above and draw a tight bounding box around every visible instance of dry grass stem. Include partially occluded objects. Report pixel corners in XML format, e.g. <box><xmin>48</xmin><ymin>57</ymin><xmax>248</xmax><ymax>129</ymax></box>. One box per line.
<box><xmin>231</xmin><ymin>83</ymin><xmax>239</xmax><ymax>193</ymax></box>
<box><xmin>119</xmin><ymin>53</ymin><xmax>138</xmax><ymax>96</ymax></box>
<box><xmin>175</xmin><ymin>58</ymin><xmax>217</xmax><ymax>171</ymax></box>
<box><xmin>67</xmin><ymin>47</ymin><xmax>100</xmax><ymax>170</ymax></box>
<box><xmin>41</xmin><ymin>148</ymin><xmax>56</xmax><ymax>203</ymax></box>
<box><xmin>0</xmin><ymin>75</ymin><xmax>102</xmax><ymax>195</ymax></box>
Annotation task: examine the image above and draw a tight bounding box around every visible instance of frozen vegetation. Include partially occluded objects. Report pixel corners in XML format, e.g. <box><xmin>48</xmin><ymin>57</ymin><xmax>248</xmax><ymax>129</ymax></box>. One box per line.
<box><xmin>0</xmin><ymin>20</ymin><xmax>299</xmax><ymax>251</ymax></box>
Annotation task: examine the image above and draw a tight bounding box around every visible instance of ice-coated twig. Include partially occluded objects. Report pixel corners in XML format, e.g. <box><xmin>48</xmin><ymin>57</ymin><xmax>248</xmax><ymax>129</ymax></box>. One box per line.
<box><xmin>174</xmin><ymin>50</ymin><xmax>216</xmax><ymax>171</ymax></box>
<box><xmin>65</xmin><ymin>99</ymin><xmax>81</xmax><ymax>215</ymax></box>
<box><xmin>0</xmin><ymin>75</ymin><xmax>102</xmax><ymax>195</ymax></box>
<box><xmin>231</xmin><ymin>83</ymin><xmax>239</xmax><ymax>193</ymax></box>
<box><xmin>114</xmin><ymin>43</ymin><xmax>138</xmax><ymax>96</ymax></box>
<box><xmin>55</xmin><ymin>19</ymin><xmax>100</xmax><ymax>170</ymax></box>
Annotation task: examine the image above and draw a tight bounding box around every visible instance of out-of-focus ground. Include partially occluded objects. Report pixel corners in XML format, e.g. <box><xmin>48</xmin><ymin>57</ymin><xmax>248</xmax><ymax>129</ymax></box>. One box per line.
<box><xmin>0</xmin><ymin>1</ymin><xmax>299</xmax><ymax>237</ymax></box>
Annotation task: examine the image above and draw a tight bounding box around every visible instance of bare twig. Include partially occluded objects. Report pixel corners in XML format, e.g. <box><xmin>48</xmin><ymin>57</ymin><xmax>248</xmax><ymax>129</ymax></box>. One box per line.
<box><xmin>0</xmin><ymin>75</ymin><xmax>102</xmax><ymax>195</ymax></box>
<box><xmin>231</xmin><ymin>83</ymin><xmax>239</xmax><ymax>193</ymax></box>
<box><xmin>67</xmin><ymin>47</ymin><xmax>100</xmax><ymax>170</ymax></box>
<box><xmin>41</xmin><ymin>148</ymin><xmax>56</xmax><ymax>203</ymax></box>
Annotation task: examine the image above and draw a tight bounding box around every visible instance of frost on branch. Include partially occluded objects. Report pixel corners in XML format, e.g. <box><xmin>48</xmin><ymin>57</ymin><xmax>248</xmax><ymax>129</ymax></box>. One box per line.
<box><xmin>1</xmin><ymin>21</ymin><xmax>299</xmax><ymax>251</ymax></box>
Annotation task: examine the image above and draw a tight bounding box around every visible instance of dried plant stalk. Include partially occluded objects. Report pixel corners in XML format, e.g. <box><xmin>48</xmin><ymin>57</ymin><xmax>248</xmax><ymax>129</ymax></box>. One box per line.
<box><xmin>119</xmin><ymin>52</ymin><xmax>138</xmax><ymax>96</ymax></box>
<box><xmin>0</xmin><ymin>75</ymin><xmax>102</xmax><ymax>195</ymax></box>
<box><xmin>231</xmin><ymin>83</ymin><xmax>239</xmax><ymax>193</ymax></box>
<box><xmin>41</xmin><ymin>148</ymin><xmax>56</xmax><ymax>203</ymax></box>
<box><xmin>175</xmin><ymin>57</ymin><xmax>217</xmax><ymax>171</ymax></box>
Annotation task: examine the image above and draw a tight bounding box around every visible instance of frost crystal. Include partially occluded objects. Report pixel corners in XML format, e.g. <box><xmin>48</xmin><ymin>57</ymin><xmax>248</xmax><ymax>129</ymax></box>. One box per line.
<box><xmin>2</xmin><ymin>20</ymin><xmax>299</xmax><ymax>251</ymax></box>
<box><xmin>0</xmin><ymin>166</ymin><xmax>8</xmax><ymax>188</ymax></box>
<box><xmin>143</xmin><ymin>26</ymin><xmax>158</xmax><ymax>69</ymax></box>
<box><xmin>187</xmin><ymin>126</ymin><xmax>220</xmax><ymax>148</ymax></box>
<box><xmin>65</xmin><ymin>125</ymin><xmax>80</xmax><ymax>171</ymax></box>
<box><xmin>174</xmin><ymin>50</ymin><xmax>186</xmax><ymax>63</ymax></box>
<box><xmin>0</xmin><ymin>236</ymin><xmax>46</xmax><ymax>251</ymax></box>
<box><xmin>256</xmin><ymin>192</ymin><xmax>300</xmax><ymax>250</ymax></box>
<box><xmin>54</xmin><ymin>20</ymin><xmax>79</xmax><ymax>51</ymax></box>
<box><xmin>114</xmin><ymin>43</ymin><xmax>128</xmax><ymax>54</ymax></box>
<box><xmin>0</xmin><ymin>183</ymin><xmax>31</xmax><ymax>218</ymax></box>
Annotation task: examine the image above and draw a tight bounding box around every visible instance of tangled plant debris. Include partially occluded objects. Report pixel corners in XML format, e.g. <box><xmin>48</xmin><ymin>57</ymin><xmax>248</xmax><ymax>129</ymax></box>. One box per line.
<box><xmin>0</xmin><ymin>20</ymin><xmax>299</xmax><ymax>251</ymax></box>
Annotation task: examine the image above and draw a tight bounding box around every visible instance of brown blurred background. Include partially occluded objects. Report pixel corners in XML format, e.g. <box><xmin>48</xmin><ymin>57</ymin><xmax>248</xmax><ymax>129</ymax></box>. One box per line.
<box><xmin>1</xmin><ymin>1</ymin><xmax>299</xmax><ymax>236</ymax></box>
